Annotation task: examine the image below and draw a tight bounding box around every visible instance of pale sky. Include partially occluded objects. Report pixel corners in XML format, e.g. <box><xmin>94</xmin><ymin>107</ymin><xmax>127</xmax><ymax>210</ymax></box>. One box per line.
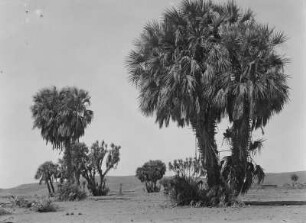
<box><xmin>0</xmin><ymin>0</ymin><xmax>305</xmax><ymax>188</ymax></box>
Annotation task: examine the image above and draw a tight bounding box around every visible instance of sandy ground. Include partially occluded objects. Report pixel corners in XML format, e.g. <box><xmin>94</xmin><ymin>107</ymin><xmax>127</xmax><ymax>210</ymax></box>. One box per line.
<box><xmin>1</xmin><ymin>188</ymin><xmax>306</xmax><ymax>223</ymax></box>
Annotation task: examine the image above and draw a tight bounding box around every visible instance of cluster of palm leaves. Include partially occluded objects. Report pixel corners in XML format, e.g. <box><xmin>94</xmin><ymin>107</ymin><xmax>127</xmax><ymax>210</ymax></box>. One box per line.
<box><xmin>127</xmin><ymin>0</ymin><xmax>288</xmax><ymax>198</ymax></box>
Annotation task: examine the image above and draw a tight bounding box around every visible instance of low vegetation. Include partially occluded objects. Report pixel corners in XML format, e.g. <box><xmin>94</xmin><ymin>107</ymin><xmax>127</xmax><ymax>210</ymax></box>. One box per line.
<box><xmin>31</xmin><ymin>198</ymin><xmax>58</xmax><ymax>212</ymax></box>
<box><xmin>0</xmin><ymin>208</ymin><xmax>11</xmax><ymax>216</ymax></box>
<box><xmin>57</xmin><ymin>183</ymin><xmax>87</xmax><ymax>201</ymax></box>
<box><xmin>166</xmin><ymin>158</ymin><xmax>208</xmax><ymax>206</ymax></box>
<box><xmin>167</xmin><ymin>157</ymin><xmax>240</xmax><ymax>207</ymax></box>
<box><xmin>10</xmin><ymin>196</ymin><xmax>58</xmax><ymax>213</ymax></box>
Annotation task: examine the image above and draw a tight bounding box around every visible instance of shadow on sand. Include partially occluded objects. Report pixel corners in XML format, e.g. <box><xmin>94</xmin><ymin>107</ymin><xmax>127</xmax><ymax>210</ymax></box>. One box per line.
<box><xmin>244</xmin><ymin>201</ymin><xmax>306</xmax><ymax>206</ymax></box>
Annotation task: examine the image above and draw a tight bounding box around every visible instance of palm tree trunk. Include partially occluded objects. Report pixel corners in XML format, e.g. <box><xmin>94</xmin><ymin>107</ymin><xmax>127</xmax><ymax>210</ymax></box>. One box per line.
<box><xmin>193</xmin><ymin>112</ymin><xmax>220</xmax><ymax>188</ymax></box>
<box><xmin>49</xmin><ymin>178</ymin><xmax>55</xmax><ymax>193</ymax></box>
<box><xmin>231</xmin><ymin>118</ymin><xmax>249</xmax><ymax>196</ymax></box>
<box><xmin>75</xmin><ymin>172</ymin><xmax>81</xmax><ymax>186</ymax></box>
<box><xmin>46</xmin><ymin>181</ymin><xmax>51</xmax><ymax>195</ymax></box>
<box><xmin>64</xmin><ymin>141</ymin><xmax>74</xmax><ymax>184</ymax></box>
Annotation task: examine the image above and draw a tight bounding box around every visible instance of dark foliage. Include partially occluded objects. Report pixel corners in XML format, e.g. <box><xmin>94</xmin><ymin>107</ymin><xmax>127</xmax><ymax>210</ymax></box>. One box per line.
<box><xmin>127</xmin><ymin>0</ymin><xmax>289</xmax><ymax>203</ymax></box>
<box><xmin>166</xmin><ymin>158</ymin><xmax>237</xmax><ymax>207</ymax></box>
<box><xmin>136</xmin><ymin>160</ymin><xmax>166</xmax><ymax>193</ymax></box>
<box><xmin>56</xmin><ymin>183</ymin><xmax>87</xmax><ymax>201</ymax></box>
<box><xmin>291</xmin><ymin>174</ymin><xmax>299</xmax><ymax>182</ymax></box>
<box><xmin>159</xmin><ymin>177</ymin><xmax>172</xmax><ymax>195</ymax></box>
<box><xmin>11</xmin><ymin>196</ymin><xmax>33</xmax><ymax>208</ymax></box>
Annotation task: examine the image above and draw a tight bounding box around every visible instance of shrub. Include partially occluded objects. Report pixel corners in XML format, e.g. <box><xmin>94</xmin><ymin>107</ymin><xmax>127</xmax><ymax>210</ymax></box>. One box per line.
<box><xmin>166</xmin><ymin>157</ymin><xmax>237</xmax><ymax>207</ymax></box>
<box><xmin>31</xmin><ymin>199</ymin><xmax>57</xmax><ymax>212</ymax></box>
<box><xmin>87</xmin><ymin>179</ymin><xmax>110</xmax><ymax>196</ymax></box>
<box><xmin>136</xmin><ymin>160</ymin><xmax>166</xmax><ymax>193</ymax></box>
<box><xmin>11</xmin><ymin>196</ymin><xmax>32</xmax><ymax>208</ymax></box>
<box><xmin>291</xmin><ymin>174</ymin><xmax>299</xmax><ymax>183</ymax></box>
<box><xmin>168</xmin><ymin>175</ymin><xmax>207</xmax><ymax>206</ymax></box>
<box><xmin>56</xmin><ymin>183</ymin><xmax>87</xmax><ymax>201</ymax></box>
<box><xmin>0</xmin><ymin>208</ymin><xmax>11</xmax><ymax>216</ymax></box>
<box><xmin>159</xmin><ymin>177</ymin><xmax>172</xmax><ymax>195</ymax></box>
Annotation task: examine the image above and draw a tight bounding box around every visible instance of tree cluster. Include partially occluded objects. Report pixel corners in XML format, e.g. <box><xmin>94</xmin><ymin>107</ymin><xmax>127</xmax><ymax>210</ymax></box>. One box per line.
<box><xmin>127</xmin><ymin>0</ymin><xmax>289</xmax><ymax>201</ymax></box>
<box><xmin>31</xmin><ymin>87</ymin><xmax>93</xmax><ymax>183</ymax></box>
<box><xmin>35</xmin><ymin>140</ymin><xmax>121</xmax><ymax>197</ymax></box>
<box><xmin>32</xmin><ymin>86</ymin><xmax>121</xmax><ymax>197</ymax></box>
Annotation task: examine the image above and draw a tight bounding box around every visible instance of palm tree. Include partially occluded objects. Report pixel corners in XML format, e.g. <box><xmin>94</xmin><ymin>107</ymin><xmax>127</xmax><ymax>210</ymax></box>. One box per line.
<box><xmin>127</xmin><ymin>0</ymin><xmax>256</xmax><ymax>188</ymax></box>
<box><xmin>35</xmin><ymin>161</ymin><xmax>58</xmax><ymax>195</ymax></box>
<box><xmin>217</xmin><ymin>17</ymin><xmax>289</xmax><ymax>194</ymax></box>
<box><xmin>31</xmin><ymin>87</ymin><xmax>93</xmax><ymax>183</ymax></box>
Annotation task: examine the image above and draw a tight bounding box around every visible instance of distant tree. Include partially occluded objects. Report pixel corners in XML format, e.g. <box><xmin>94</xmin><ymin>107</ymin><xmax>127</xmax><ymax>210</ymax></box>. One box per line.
<box><xmin>35</xmin><ymin>161</ymin><xmax>58</xmax><ymax>195</ymax></box>
<box><xmin>31</xmin><ymin>87</ymin><xmax>93</xmax><ymax>183</ymax></box>
<box><xmin>80</xmin><ymin>141</ymin><xmax>121</xmax><ymax>196</ymax></box>
<box><xmin>291</xmin><ymin>174</ymin><xmax>299</xmax><ymax>186</ymax></box>
<box><xmin>136</xmin><ymin>160</ymin><xmax>166</xmax><ymax>193</ymax></box>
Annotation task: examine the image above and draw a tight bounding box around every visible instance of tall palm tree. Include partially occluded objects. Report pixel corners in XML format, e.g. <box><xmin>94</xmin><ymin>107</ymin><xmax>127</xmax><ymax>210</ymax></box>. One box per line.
<box><xmin>127</xmin><ymin>0</ymin><xmax>254</xmax><ymax>188</ymax></box>
<box><xmin>31</xmin><ymin>87</ymin><xmax>93</xmax><ymax>183</ymax></box>
<box><xmin>35</xmin><ymin>161</ymin><xmax>58</xmax><ymax>195</ymax></box>
<box><xmin>217</xmin><ymin>17</ymin><xmax>289</xmax><ymax>194</ymax></box>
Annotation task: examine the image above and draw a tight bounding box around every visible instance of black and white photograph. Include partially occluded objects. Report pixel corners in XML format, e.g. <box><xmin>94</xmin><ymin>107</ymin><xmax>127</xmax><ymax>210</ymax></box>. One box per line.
<box><xmin>0</xmin><ymin>0</ymin><xmax>305</xmax><ymax>222</ymax></box>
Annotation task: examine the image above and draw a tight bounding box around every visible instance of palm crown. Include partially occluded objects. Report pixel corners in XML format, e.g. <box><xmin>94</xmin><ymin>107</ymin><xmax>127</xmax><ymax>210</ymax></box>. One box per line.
<box><xmin>31</xmin><ymin>86</ymin><xmax>93</xmax><ymax>149</ymax></box>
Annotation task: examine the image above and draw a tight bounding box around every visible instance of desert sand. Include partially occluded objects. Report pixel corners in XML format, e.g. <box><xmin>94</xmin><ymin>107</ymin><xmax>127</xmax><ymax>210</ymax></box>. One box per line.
<box><xmin>0</xmin><ymin>178</ymin><xmax>306</xmax><ymax>223</ymax></box>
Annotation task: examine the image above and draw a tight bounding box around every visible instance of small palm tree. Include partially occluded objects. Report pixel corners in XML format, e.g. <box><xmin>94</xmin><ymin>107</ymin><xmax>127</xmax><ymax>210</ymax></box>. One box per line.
<box><xmin>31</xmin><ymin>87</ymin><xmax>93</xmax><ymax>183</ymax></box>
<box><xmin>35</xmin><ymin>161</ymin><xmax>58</xmax><ymax>195</ymax></box>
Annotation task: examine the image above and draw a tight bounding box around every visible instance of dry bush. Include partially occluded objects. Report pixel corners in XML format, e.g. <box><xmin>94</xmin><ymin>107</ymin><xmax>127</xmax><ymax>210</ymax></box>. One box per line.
<box><xmin>56</xmin><ymin>183</ymin><xmax>87</xmax><ymax>201</ymax></box>
<box><xmin>0</xmin><ymin>208</ymin><xmax>11</xmax><ymax>216</ymax></box>
<box><xmin>31</xmin><ymin>199</ymin><xmax>58</xmax><ymax>212</ymax></box>
<box><xmin>11</xmin><ymin>196</ymin><xmax>32</xmax><ymax>208</ymax></box>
